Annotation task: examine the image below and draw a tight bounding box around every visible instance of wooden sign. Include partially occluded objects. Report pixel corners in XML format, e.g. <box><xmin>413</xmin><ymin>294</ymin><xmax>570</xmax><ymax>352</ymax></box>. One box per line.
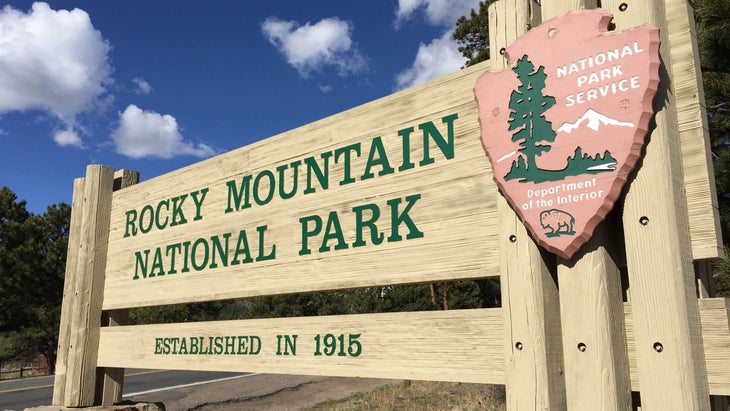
<box><xmin>51</xmin><ymin>2</ymin><xmax>729</xmax><ymax>409</ymax></box>
<box><xmin>102</xmin><ymin>64</ymin><xmax>499</xmax><ymax>310</ymax></box>
<box><xmin>475</xmin><ymin>9</ymin><xmax>660</xmax><ymax>258</ymax></box>
<box><xmin>96</xmin><ymin>309</ymin><xmax>505</xmax><ymax>384</ymax></box>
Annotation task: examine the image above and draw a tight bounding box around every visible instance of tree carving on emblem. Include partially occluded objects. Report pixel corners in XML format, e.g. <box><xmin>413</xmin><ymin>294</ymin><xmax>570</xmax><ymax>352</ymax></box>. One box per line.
<box><xmin>504</xmin><ymin>55</ymin><xmax>617</xmax><ymax>183</ymax></box>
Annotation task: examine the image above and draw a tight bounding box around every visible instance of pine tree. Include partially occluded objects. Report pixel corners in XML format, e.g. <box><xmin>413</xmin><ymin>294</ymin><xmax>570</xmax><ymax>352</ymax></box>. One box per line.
<box><xmin>453</xmin><ymin>1</ymin><xmax>497</xmax><ymax>66</ymax></box>
<box><xmin>507</xmin><ymin>55</ymin><xmax>557</xmax><ymax>181</ymax></box>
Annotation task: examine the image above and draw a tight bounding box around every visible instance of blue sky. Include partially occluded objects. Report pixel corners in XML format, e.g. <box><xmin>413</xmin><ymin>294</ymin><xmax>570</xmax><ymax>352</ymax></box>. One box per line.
<box><xmin>0</xmin><ymin>0</ymin><xmax>481</xmax><ymax>214</ymax></box>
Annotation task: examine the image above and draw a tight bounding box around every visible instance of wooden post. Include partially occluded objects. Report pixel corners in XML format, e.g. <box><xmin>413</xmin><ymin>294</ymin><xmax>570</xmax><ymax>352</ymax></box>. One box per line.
<box><xmin>99</xmin><ymin>169</ymin><xmax>139</xmax><ymax>406</ymax></box>
<box><xmin>489</xmin><ymin>1</ymin><xmax>567</xmax><ymax>409</ymax></box>
<box><xmin>664</xmin><ymin>0</ymin><xmax>722</xmax><ymax>262</ymax></box>
<box><xmin>536</xmin><ymin>1</ymin><xmax>632</xmax><ymax>409</ymax></box>
<box><xmin>556</xmin><ymin>221</ymin><xmax>632</xmax><ymax>410</ymax></box>
<box><xmin>604</xmin><ymin>0</ymin><xmax>711</xmax><ymax>408</ymax></box>
<box><xmin>52</xmin><ymin>177</ymin><xmax>85</xmax><ymax>406</ymax></box>
<box><xmin>60</xmin><ymin>165</ymin><xmax>115</xmax><ymax>407</ymax></box>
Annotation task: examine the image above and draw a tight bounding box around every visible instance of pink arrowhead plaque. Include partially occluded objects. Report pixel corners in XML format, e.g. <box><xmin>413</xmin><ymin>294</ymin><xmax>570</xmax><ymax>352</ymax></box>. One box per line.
<box><xmin>474</xmin><ymin>9</ymin><xmax>660</xmax><ymax>259</ymax></box>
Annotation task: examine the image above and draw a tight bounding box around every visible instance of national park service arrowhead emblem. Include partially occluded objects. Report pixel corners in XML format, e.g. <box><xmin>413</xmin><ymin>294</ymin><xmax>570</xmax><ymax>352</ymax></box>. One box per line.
<box><xmin>474</xmin><ymin>9</ymin><xmax>660</xmax><ymax>259</ymax></box>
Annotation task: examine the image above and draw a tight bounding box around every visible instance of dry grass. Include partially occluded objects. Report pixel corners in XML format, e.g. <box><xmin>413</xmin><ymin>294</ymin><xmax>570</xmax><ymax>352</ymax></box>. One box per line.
<box><xmin>305</xmin><ymin>380</ymin><xmax>506</xmax><ymax>411</ymax></box>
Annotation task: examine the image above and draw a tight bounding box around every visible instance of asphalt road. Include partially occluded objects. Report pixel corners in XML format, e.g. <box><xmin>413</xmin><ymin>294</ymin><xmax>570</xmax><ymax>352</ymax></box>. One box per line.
<box><xmin>0</xmin><ymin>369</ymin><xmax>247</xmax><ymax>410</ymax></box>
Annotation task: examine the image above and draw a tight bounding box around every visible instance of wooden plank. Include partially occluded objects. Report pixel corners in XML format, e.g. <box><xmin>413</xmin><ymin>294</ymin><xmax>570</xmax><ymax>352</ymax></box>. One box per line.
<box><xmin>624</xmin><ymin>298</ymin><xmax>730</xmax><ymax>396</ymax></box>
<box><xmin>51</xmin><ymin>177</ymin><xmax>85</xmax><ymax>406</ymax></box>
<box><xmin>603</xmin><ymin>0</ymin><xmax>711</xmax><ymax>408</ymax></box>
<box><xmin>95</xmin><ymin>301</ymin><xmax>730</xmax><ymax>395</ymax></box>
<box><xmin>488</xmin><ymin>1</ymin><xmax>566</xmax><ymax>409</ymax></box>
<box><xmin>536</xmin><ymin>1</ymin><xmax>632</xmax><ymax>409</ymax></box>
<box><xmin>99</xmin><ymin>169</ymin><xmax>140</xmax><ymax>407</ymax></box>
<box><xmin>557</xmin><ymin>222</ymin><xmax>631</xmax><ymax>410</ymax></box>
<box><xmin>102</xmin><ymin>61</ymin><xmax>499</xmax><ymax>310</ymax></box>
<box><xmin>63</xmin><ymin>165</ymin><xmax>115</xmax><ymax>407</ymax></box>
<box><xmin>97</xmin><ymin>309</ymin><xmax>505</xmax><ymax>384</ymax></box>
<box><xmin>664</xmin><ymin>0</ymin><xmax>722</xmax><ymax>260</ymax></box>
<box><xmin>541</xmin><ymin>0</ymin><xmax>598</xmax><ymax>18</ymax></box>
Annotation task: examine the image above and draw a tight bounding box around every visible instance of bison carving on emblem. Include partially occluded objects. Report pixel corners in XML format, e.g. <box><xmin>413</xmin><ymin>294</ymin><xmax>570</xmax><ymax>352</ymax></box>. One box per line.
<box><xmin>539</xmin><ymin>209</ymin><xmax>576</xmax><ymax>237</ymax></box>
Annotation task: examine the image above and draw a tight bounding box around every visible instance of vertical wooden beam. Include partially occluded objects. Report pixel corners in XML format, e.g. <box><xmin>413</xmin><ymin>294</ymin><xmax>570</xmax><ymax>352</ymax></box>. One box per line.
<box><xmin>665</xmin><ymin>0</ymin><xmax>722</xmax><ymax>261</ymax></box>
<box><xmin>62</xmin><ymin>164</ymin><xmax>115</xmax><ymax>407</ymax></box>
<box><xmin>602</xmin><ymin>0</ymin><xmax>711</xmax><ymax>408</ymax></box>
<box><xmin>538</xmin><ymin>1</ymin><xmax>633</xmax><ymax>409</ymax></box>
<box><xmin>541</xmin><ymin>0</ymin><xmax>598</xmax><ymax>16</ymax></box>
<box><xmin>98</xmin><ymin>169</ymin><xmax>139</xmax><ymax>406</ymax></box>
<box><xmin>52</xmin><ymin>177</ymin><xmax>86</xmax><ymax>406</ymax></box>
<box><xmin>489</xmin><ymin>1</ymin><xmax>566</xmax><ymax>409</ymax></box>
<box><xmin>557</xmin><ymin>221</ymin><xmax>632</xmax><ymax>410</ymax></box>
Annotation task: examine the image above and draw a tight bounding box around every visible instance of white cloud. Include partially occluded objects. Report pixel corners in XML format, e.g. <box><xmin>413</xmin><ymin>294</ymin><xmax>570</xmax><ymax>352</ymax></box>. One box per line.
<box><xmin>395</xmin><ymin>0</ymin><xmax>481</xmax><ymax>27</ymax></box>
<box><xmin>395</xmin><ymin>31</ymin><xmax>466</xmax><ymax>90</ymax></box>
<box><xmin>132</xmin><ymin>78</ymin><xmax>153</xmax><ymax>95</ymax></box>
<box><xmin>0</xmin><ymin>3</ymin><xmax>112</xmax><ymax>131</ymax></box>
<box><xmin>262</xmin><ymin>17</ymin><xmax>366</xmax><ymax>77</ymax></box>
<box><xmin>53</xmin><ymin>128</ymin><xmax>83</xmax><ymax>147</ymax></box>
<box><xmin>111</xmin><ymin>105</ymin><xmax>216</xmax><ymax>159</ymax></box>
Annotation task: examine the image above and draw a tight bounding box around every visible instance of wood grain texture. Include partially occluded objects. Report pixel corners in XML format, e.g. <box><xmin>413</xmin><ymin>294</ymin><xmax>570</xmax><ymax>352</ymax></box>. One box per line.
<box><xmin>97</xmin><ymin>309</ymin><xmax>505</xmax><ymax>384</ymax></box>
<box><xmin>624</xmin><ymin>299</ymin><xmax>730</xmax><ymax>396</ymax></box>
<box><xmin>664</xmin><ymin>0</ymin><xmax>722</xmax><ymax>260</ymax></box>
<box><xmin>604</xmin><ymin>0</ymin><xmax>711</xmax><ymax>408</ymax></box>
<box><xmin>96</xmin><ymin>300</ymin><xmax>730</xmax><ymax>395</ymax></box>
<box><xmin>558</xmin><ymin>223</ymin><xmax>631</xmax><ymax>410</ymax></box>
<box><xmin>102</xmin><ymin>62</ymin><xmax>499</xmax><ymax>310</ymax></box>
<box><xmin>63</xmin><ymin>165</ymin><xmax>115</xmax><ymax>407</ymax></box>
<box><xmin>537</xmin><ymin>2</ymin><xmax>632</xmax><ymax>409</ymax></box>
<box><xmin>52</xmin><ymin>177</ymin><xmax>85</xmax><ymax>406</ymax></box>
<box><xmin>100</xmin><ymin>169</ymin><xmax>140</xmax><ymax>406</ymax></box>
<box><xmin>488</xmin><ymin>1</ymin><xmax>567</xmax><ymax>409</ymax></box>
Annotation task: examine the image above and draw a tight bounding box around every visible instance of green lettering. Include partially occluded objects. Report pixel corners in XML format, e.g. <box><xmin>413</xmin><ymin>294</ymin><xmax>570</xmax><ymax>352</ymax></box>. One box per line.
<box><xmin>133</xmin><ymin>249</ymin><xmax>150</xmax><ymax>280</ymax></box>
<box><xmin>191</xmin><ymin>238</ymin><xmax>209</xmax><ymax>271</ymax></box>
<box><xmin>361</xmin><ymin>136</ymin><xmax>394</xmax><ymax>180</ymax></box>
<box><xmin>419</xmin><ymin>113</ymin><xmax>458</xmax><ymax>166</ymax></box>
<box><xmin>334</xmin><ymin>143</ymin><xmax>361</xmax><ymax>186</ymax></box>
<box><xmin>170</xmin><ymin>194</ymin><xmax>188</xmax><ymax>226</ymax></box>
<box><xmin>231</xmin><ymin>230</ymin><xmax>253</xmax><ymax>265</ymax></box>
<box><xmin>303</xmin><ymin>152</ymin><xmax>331</xmax><ymax>194</ymax></box>
<box><xmin>277</xmin><ymin>160</ymin><xmax>301</xmax><ymax>199</ymax></box>
<box><xmin>181</xmin><ymin>241</ymin><xmax>191</xmax><ymax>273</ymax></box>
<box><xmin>170</xmin><ymin>337</ymin><xmax>180</xmax><ymax>354</ymax></box>
<box><xmin>139</xmin><ymin>205</ymin><xmax>154</xmax><ymax>234</ymax></box>
<box><xmin>353</xmin><ymin>203</ymin><xmax>384</xmax><ymax>247</ymax></box>
<box><xmin>224</xmin><ymin>336</ymin><xmax>236</xmax><ymax>355</ymax></box>
<box><xmin>299</xmin><ymin>215</ymin><xmax>322</xmax><ymax>255</ymax></box>
<box><xmin>225</xmin><ymin>176</ymin><xmax>252</xmax><ymax>213</ymax></box>
<box><xmin>320</xmin><ymin>211</ymin><xmax>348</xmax><ymax>253</ymax></box>
<box><xmin>209</xmin><ymin>233</ymin><xmax>231</xmax><ymax>269</ymax></box>
<box><xmin>256</xmin><ymin>225</ymin><xmax>276</xmax><ymax>261</ymax></box>
<box><xmin>155</xmin><ymin>200</ymin><xmax>169</xmax><ymax>230</ymax></box>
<box><xmin>150</xmin><ymin>247</ymin><xmax>164</xmax><ymax>277</ymax></box>
<box><xmin>388</xmin><ymin>194</ymin><xmax>424</xmax><ymax>242</ymax></box>
<box><xmin>124</xmin><ymin>210</ymin><xmax>138</xmax><ymax>237</ymax></box>
<box><xmin>250</xmin><ymin>336</ymin><xmax>261</xmax><ymax>355</ymax></box>
<box><xmin>166</xmin><ymin>243</ymin><xmax>181</xmax><ymax>274</ymax></box>
<box><xmin>214</xmin><ymin>336</ymin><xmax>224</xmax><ymax>354</ymax></box>
<box><xmin>190</xmin><ymin>188</ymin><xmax>208</xmax><ymax>221</ymax></box>
<box><xmin>237</xmin><ymin>336</ymin><xmax>248</xmax><ymax>354</ymax></box>
<box><xmin>253</xmin><ymin>170</ymin><xmax>275</xmax><ymax>205</ymax></box>
<box><xmin>398</xmin><ymin>126</ymin><xmax>416</xmax><ymax>172</ymax></box>
<box><xmin>200</xmin><ymin>337</ymin><xmax>210</xmax><ymax>354</ymax></box>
